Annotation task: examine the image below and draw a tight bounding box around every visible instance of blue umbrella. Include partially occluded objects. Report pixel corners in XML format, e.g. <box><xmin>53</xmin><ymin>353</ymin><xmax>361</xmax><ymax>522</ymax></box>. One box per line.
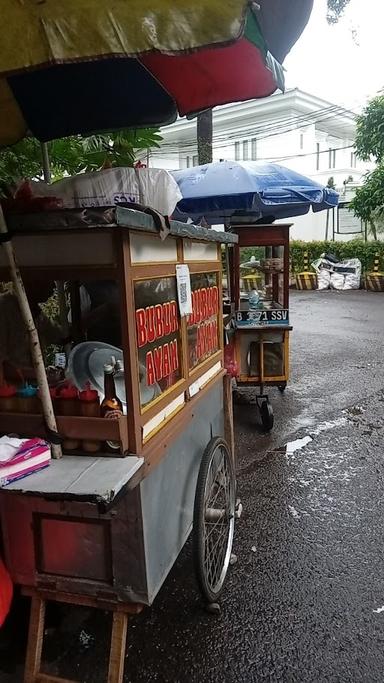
<box><xmin>172</xmin><ymin>161</ymin><xmax>339</xmax><ymax>224</ymax></box>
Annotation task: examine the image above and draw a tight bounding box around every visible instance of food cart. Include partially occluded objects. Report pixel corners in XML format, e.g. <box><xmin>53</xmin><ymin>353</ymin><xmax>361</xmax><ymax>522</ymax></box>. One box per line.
<box><xmin>0</xmin><ymin>205</ymin><xmax>238</xmax><ymax>683</ymax></box>
<box><xmin>227</xmin><ymin>221</ymin><xmax>292</xmax><ymax>431</ymax></box>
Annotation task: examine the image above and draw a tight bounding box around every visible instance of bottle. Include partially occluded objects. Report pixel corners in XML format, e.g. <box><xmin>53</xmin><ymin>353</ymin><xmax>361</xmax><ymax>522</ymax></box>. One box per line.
<box><xmin>79</xmin><ymin>382</ymin><xmax>101</xmax><ymax>453</ymax></box>
<box><xmin>0</xmin><ymin>384</ymin><xmax>18</xmax><ymax>413</ymax></box>
<box><xmin>55</xmin><ymin>383</ymin><xmax>80</xmax><ymax>451</ymax></box>
<box><xmin>101</xmin><ymin>361</ymin><xmax>123</xmax><ymax>452</ymax></box>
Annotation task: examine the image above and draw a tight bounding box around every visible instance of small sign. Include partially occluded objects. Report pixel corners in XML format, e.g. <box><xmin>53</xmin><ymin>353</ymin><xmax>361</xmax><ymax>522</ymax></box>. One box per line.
<box><xmin>235</xmin><ymin>309</ymin><xmax>289</xmax><ymax>327</ymax></box>
<box><xmin>176</xmin><ymin>264</ymin><xmax>193</xmax><ymax>317</ymax></box>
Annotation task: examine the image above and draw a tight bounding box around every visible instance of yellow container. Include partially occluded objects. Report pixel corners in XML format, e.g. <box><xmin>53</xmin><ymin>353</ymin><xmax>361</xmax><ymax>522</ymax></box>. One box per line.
<box><xmin>295</xmin><ymin>272</ymin><xmax>317</xmax><ymax>290</ymax></box>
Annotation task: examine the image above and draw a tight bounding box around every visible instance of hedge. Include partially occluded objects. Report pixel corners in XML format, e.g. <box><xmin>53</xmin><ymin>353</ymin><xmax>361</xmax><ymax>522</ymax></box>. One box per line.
<box><xmin>290</xmin><ymin>240</ymin><xmax>384</xmax><ymax>274</ymax></box>
<box><xmin>237</xmin><ymin>241</ymin><xmax>384</xmax><ymax>274</ymax></box>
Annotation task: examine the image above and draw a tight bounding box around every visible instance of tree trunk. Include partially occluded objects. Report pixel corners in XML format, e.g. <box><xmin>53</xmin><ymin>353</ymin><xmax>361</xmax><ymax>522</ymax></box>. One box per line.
<box><xmin>0</xmin><ymin>205</ymin><xmax>62</xmax><ymax>458</ymax></box>
<box><xmin>197</xmin><ymin>110</ymin><xmax>213</xmax><ymax>165</ymax></box>
<box><xmin>369</xmin><ymin>220</ymin><xmax>378</xmax><ymax>241</ymax></box>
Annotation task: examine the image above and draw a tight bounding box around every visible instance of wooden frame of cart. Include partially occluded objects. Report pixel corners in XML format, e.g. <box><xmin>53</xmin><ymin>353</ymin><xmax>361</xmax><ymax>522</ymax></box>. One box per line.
<box><xmin>0</xmin><ymin>207</ymin><xmax>238</xmax><ymax>683</ymax></box>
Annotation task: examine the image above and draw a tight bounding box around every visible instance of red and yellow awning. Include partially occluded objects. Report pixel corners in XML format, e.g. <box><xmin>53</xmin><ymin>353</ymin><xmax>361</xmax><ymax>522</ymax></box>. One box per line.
<box><xmin>0</xmin><ymin>1</ymin><xmax>311</xmax><ymax>145</ymax></box>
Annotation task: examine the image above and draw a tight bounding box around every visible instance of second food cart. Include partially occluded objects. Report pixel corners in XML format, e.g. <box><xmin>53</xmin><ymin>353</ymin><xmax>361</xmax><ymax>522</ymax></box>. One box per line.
<box><xmin>227</xmin><ymin>221</ymin><xmax>292</xmax><ymax>431</ymax></box>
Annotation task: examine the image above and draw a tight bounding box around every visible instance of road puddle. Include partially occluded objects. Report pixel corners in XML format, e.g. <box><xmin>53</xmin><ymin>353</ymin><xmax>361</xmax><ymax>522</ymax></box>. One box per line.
<box><xmin>285</xmin><ymin>436</ymin><xmax>313</xmax><ymax>455</ymax></box>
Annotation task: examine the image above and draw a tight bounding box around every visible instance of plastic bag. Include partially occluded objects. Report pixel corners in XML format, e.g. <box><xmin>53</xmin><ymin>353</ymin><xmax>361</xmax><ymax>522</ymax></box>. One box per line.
<box><xmin>340</xmin><ymin>258</ymin><xmax>361</xmax><ymax>290</ymax></box>
<box><xmin>330</xmin><ymin>272</ymin><xmax>345</xmax><ymax>290</ymax></box>
<box><xmin>317</xmin><ymin>269</ymin><xmax>331</xmax><ymax>290</ymax></box>
<box><xmin>0</xmin><ymin>558</ymin><xmax>12</xmax><ymax>628</ymax></box>
<box><xmin>21</xmin><ymin>168</ymin><xmax>182</xmax><ymax>216</ymax></box>
<box><xmin>312</xmin><ymin>256</ymin><xmax>361</xmax><ymax>291</ymax></box>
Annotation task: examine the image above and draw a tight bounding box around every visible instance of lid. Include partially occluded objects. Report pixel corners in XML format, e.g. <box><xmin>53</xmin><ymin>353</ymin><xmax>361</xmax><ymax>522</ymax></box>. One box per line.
<box><xmin>67</xmin><ymin>342</ymin><xmax>161</xmax><ymax>408</ymax></box>
<box><xmin>57</xmin><ymin>384</ymin><xmax>79</xmax><ymax>399</ymax></box>
<box><xmin>0</xmin><ymin>383</ymin><xmax>17</xmax><ymax>397</ymax></box>
<box><xmin>79</xmin><ymin>381</ymin><xmax>99</xmax><ymax>402</ymax></box>
<box><xmin>103</xmin><ymin>361</ymin><xmax>115</xmax><ymax>374</ymax></box>
<box><xmin>17</xmin><ymin>384</ymin><xmax>38</xmax><ymax>398</ymax></box>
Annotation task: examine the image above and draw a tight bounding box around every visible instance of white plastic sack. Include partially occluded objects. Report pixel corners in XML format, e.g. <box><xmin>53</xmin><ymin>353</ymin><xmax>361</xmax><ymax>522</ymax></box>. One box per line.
<box><xmin>330</xmin><ymin>272</ymin><xmax>345</xmax><ymax>290</ymax></box>
<box><xmin>344</xmin><ymin>274</ymin><xmax>360</xmax><ymax>290</ymax></box>
<box><xmin>340</xmin><ymin>258</ymin><xmax>361</xmax><ymax>290</ymax></box>
<box><xmin>24</xmin><ymin>168</ymin><xmax>183</xmax><ymax>216</ymax></box>
<box><xmin>311</xmin><ymin>257</ymin><xmax>333</xmax><ymax>275</ymax></box>
<box><xmin>318</xmin><ymin>269</ymin><xmax>331</xmax><ymax>290</ymax></box>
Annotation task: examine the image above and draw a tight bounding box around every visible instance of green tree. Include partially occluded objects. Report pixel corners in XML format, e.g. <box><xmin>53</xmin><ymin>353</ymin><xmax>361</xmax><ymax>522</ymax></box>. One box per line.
<box><xmin>350</xmin><ymin>96</ymin><xmax>384</xmax><ymax>239</ymax></box>
<box><xmin>355</xmin><ymin>95</ymin><xmax>384</xmax><ymax>162</ymax></box>
<box><xmin>350</xmin><ymin>167</ymin><xmax>384</xmax><ymax>240</ymax></box>
<box><xmin>0</xmin><ymin>128</ymin><xmax>162</xmax><ymax>196</ymax></box>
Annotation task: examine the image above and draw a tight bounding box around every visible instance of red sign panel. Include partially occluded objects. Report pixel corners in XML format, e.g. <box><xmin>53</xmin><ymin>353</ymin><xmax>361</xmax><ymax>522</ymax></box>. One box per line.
<box><xmin>134</xmin><ymin>277</ymin><xmax>182</xmax><ymax>407</ymax></box>
<box><xmin>187</xmin><ymin>272</ymin><xmax>220</xmax><ymax>371</ymax></box>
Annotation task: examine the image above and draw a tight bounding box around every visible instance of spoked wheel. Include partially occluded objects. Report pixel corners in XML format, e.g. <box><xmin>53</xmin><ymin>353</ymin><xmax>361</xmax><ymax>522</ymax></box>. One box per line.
<box><xmin>193</xmin><ymin>437</ymin><xmax>236</xmax><ymax>605</ymax></box>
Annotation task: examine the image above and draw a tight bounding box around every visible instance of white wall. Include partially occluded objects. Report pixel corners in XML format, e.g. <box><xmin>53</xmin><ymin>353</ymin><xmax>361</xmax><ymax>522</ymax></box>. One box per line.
<box><xmin>150</xmin><ymin>93</ymin><xmax>373</xmax><ymax>242</ymax></box>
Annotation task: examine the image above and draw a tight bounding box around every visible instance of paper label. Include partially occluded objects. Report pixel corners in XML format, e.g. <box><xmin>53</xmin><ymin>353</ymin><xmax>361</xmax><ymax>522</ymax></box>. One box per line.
<box><xmin>104</xmin><ymin>408</ymin><xmax>122</xmax><ymax>449</ymax></box>
<box><xmin>176</xmin><ymin>264</ymin><xmax>193</xmax><ymax>317</ymax></box>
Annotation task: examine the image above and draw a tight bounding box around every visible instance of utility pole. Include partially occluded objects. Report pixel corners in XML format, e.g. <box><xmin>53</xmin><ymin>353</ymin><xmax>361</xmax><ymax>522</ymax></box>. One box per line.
<box><xmin>197</xmin><ymin>110</ymin><xmax>213</xmax><ymax>165</ymax></box>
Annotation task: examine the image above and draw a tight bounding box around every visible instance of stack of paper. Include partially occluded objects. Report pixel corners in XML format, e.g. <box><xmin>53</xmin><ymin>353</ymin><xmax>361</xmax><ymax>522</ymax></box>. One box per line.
<box><xmin>0</xmin><ymin>437</ymin><xmax>51</xmax><ymax>486</ymax></box>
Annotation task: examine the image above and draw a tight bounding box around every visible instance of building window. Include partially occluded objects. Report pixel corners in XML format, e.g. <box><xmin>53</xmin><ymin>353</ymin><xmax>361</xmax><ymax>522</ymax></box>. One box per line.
<box><xmin>328</xmin><ymin>148</ymin><xmax>332</xmax><ymax>169</ymax></box>
<box><xmin>316</xmin><ymin>143</ymin><xmax>320</xmax><ymax>170</ymax></box>
<box><xmin>243</xmin><ymin>140</ymin><xmax>249</xmax><ymax>161</ymax></box>
<box><xmin>332</xmin><ymin>149</ymin><xmax>336</xmax><ymax>168</ymax></box>
<box><xmin>186</xmin><ymin>156</ymin><xmax>191</xmax><ymax>168</ymax></box>
<box><xmin>251</xmin><ymin>138</ymin><xmax>257</xmax><ymax>160</ymax></box>
<box><xmin>350</xmin><ymin>152</ymin><xmax>357</xmax><ymax>168</ymax></box>
<box><xmin>300</xmin><ymin>132</ymin><xmax>304</xmax><ymax>149</ymax></box>
<box><xmin>235</xmin><ymin>141</ymin><xmax>240</xmax><ymax>161</ymax></box>
<box><xmin>193</xmin><ymin>155</ymin><xmax>198</xmax><ymax>166</ymax></box>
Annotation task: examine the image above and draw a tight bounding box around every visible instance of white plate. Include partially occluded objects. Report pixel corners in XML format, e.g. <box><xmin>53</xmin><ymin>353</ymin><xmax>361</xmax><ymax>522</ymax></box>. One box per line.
<box><xmin>67</xmin><ymin>342</ymin><xmax>160</xmax><ymax>407</ymax></box>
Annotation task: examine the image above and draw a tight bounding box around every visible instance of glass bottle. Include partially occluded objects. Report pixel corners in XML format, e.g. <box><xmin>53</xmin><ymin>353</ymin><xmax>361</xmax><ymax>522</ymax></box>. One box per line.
<box><xmin>101</xmin><ymin>361</ymin><xmax>123</xmax><ymax>452</ymax></box>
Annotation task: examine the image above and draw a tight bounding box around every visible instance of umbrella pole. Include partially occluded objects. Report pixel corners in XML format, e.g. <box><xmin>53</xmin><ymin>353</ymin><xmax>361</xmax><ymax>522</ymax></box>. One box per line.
<box><xmin>0</xmin><ymin>205</ymin><xmax>62</xmax><ymax>458</ymax></box>
<box><xmin>41</xmin><ymin>142</ymin><xmax>51</xmax><ymax>184</ymax></box>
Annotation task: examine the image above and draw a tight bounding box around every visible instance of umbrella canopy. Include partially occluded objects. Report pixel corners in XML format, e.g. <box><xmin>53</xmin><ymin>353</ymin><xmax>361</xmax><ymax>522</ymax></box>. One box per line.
<box><xmin>0</xmin><ymin>0</ymin><xmax>314</xmax><ymax>146</ymax></box>
<box><xmin>172</xmin><ymin>161</ymin><xmax>339</xmax><ymax>224</ymax></box>
<box><xmin>0</xmin><ymin>1</ymin><xmax>315</xmax><ymax>147</ymax></box>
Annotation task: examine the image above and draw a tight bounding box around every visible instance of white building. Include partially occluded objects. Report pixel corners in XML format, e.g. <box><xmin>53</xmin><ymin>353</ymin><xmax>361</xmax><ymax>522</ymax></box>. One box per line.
<box><xmin>149</xmin><ymin>89</ymin><xmax>372</xmax><ymax>241</ymax></box>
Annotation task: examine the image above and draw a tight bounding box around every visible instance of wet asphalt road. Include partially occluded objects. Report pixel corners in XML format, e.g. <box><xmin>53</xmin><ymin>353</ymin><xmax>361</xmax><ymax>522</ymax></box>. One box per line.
<box><xmin>2</xmin><ymin>290</ymin><xmax>384</xmax><ymax>682</ymax></box>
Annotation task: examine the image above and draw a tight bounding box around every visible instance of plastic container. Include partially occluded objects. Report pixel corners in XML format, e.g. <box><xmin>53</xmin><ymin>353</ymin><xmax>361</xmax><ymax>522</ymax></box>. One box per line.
<box><xmin>55</xmin><ymin>384</ymin><xmax>80</xmax><ymax>451</ymax></box>
<box><xmin>248</xmin><ymin>289</ymin><xmax>260</xmax><ymax>310</ymax></box>
<box><xmin>17</xmin><ymin>384</ymin><xmax>40</xmax><ymax>414</ymax></box>
<box><xmin>79</xmin><ymin>382</ymin><xmax>101</xmax><ymax>453</ymax></box>
<box><xmin>0</xmin><ymin>384</ymin><xmax>18</xmax><ymax>412</ymax></box>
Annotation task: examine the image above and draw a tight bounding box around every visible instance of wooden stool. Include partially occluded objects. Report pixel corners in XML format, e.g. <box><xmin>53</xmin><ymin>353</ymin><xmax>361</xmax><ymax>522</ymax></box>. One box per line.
<box><xmin>22</xmin><ymin>588</ymin><xmax>143</xmax><ymax>683</ymax></box>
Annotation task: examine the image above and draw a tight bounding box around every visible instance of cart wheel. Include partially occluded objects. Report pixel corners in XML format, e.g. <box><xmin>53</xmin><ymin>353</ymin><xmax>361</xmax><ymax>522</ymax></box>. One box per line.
<box><xmin>259</xmin><ymin>399</ymin><xmax>274</xmax><ymax>432</ymax></box>
<box><xmin>193</xmin><ymin>437</ymin><xmax>236</xmax><ymax>604</ymax></box>
<box><xmin>278</xmin><ymin>384</ymin><xmax>286</xmax><ymax>393</ymax></box>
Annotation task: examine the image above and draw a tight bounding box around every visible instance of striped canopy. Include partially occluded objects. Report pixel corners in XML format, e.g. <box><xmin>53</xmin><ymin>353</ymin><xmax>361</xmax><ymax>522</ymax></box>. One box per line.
<box><xmin>0</xmin><ymin>0</ymin><xmax>313</xmax><ymax>146</ymax></box>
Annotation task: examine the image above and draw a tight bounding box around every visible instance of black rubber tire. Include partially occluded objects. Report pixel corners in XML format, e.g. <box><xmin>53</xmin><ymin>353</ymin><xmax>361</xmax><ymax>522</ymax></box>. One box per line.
<box><xmin>260</xmin><ymin>400</ymin><xmax>274</xmax><ymax>431</ymax></box>
<box><xmin>193</xmin><ymin>437</ymin><xmax>236</xmax><ymax>604</ymax></box>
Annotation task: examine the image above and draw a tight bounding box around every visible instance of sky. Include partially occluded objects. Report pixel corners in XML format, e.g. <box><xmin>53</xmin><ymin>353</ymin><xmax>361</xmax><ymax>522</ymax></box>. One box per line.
<box><xmin>283</xmin><ymin>0</ymin><xmax>384</xmax><ymax>113</ymax></box>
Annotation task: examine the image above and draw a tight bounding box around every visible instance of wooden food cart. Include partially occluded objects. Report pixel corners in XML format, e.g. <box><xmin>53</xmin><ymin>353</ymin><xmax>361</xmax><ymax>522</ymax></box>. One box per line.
<box><xmin>228</xmin><ymin>222</ymin><xmax>292</xmax><ymax>431</ymax></box>
<box><xmin>0</xmin><ymin>206</ymin><xmax>238</xmax><ymax>683</ymax></box>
